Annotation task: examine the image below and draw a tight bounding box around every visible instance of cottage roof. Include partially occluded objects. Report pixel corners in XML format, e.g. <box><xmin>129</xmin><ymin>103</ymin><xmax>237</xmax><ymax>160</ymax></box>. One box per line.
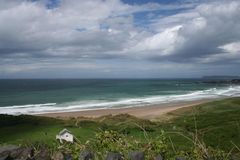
<box><xmin>59</xmin><ymin>128</ymin><xmax>71</xmax><ymax>135</ymax></box>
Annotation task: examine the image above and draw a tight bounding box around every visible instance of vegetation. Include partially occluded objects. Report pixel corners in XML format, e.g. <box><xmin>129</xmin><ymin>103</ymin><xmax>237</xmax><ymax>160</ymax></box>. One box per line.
<box><xmin>1</xmin><ymin>97</ymin><xmax>240</xmax><ymax>159</ymax></box>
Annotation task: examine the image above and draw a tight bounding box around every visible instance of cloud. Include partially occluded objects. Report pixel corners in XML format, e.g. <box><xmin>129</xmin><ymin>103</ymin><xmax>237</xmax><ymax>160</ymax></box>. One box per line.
<box><xmin>0</xmin><ymin>0</ymin><xmax>240</xmax><ymax>77</ymax></box>
<box><xmin>0</xmin><ymin>0</ymin><xmax>198</xmax><ymax>59</ymax></box>
<box><xmin>133</xmin><ymin>0</ymin><xmax>240</xmax><ymax>63</ymax></box>
<box><xmin>131</xmin><ymin>25</ymin><xmax>182</xmax><ymax>56</ymax></box>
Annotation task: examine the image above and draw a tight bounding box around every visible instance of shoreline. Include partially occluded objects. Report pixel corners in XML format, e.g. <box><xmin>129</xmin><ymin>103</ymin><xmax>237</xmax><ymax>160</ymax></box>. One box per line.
<box><xmin>38</xmin><ymin>99</ymin><xmax>214</xmax><ymax>119</ymax></box>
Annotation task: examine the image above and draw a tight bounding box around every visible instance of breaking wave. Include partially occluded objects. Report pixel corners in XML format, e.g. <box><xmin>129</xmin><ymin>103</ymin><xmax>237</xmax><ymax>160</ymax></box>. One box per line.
<box><xmin>1</xmin><ymin>85</ymin><xmax>240</xmax><ymax>115</ymax></box>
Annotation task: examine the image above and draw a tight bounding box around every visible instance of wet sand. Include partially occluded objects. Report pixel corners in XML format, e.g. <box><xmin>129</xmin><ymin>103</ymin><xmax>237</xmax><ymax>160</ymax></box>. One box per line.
<box><xmin>38</xmin><ymin>99</ymin><xmax>212</xmax><ymax>119</ymax></box>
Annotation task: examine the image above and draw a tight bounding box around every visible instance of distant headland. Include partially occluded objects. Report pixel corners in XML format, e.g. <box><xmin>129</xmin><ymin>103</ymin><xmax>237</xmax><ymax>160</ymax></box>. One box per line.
<box><xmin>202</xmin><ymin>76</ymin><xmax>240</xmax><ymax>84</ymax></box>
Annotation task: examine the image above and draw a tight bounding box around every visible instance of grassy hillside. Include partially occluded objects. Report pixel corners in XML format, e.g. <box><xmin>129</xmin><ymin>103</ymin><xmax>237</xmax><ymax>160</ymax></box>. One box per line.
<box><xmin>164</xmin><ymin>97</ymin><xmax>240</xmax><ymax>151</ymax></box>
<box><xmin>1</xmin><ymin>97</ymin><xmax>240</xmax><ymax>159</ymax></box>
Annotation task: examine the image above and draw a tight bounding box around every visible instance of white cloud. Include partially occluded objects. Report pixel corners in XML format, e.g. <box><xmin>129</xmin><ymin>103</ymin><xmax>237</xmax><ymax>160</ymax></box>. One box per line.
<box><xmin>0</xmin><ymin>0</ymin><xmax>199</xmax><ymax>59</ymax></box>
<box><xmin>132</xmin><ymin>25</ymin><xmax>182</xmax><ymax>56</ymax></box>
<box><xmin>0</xmin><ymin>0</ymin><xmax>240</xmax><ymax>77</ymax></box>
<box><xmin>129</xmin><ymin>0</ymin><xmax>240</xmax><ymax>63</ymax></box>
<box><xmin>219</xmin><ymin>41</ymin><xmax>240</xmax><ymax>54</ymax></box>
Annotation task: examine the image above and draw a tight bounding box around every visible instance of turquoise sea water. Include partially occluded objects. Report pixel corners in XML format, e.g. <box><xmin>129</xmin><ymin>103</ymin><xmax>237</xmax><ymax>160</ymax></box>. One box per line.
<box><xmin>0</xmin><ymin>79</ymin><xmax>239</xmax><ymax>115</ymax></box>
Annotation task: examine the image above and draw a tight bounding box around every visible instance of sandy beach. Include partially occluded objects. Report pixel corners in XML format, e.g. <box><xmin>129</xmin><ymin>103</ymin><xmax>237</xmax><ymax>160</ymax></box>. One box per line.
<box><xmin>38</xmin><ymin>99</ymin><xmax>212</xmax><ymax>119</ymax></box>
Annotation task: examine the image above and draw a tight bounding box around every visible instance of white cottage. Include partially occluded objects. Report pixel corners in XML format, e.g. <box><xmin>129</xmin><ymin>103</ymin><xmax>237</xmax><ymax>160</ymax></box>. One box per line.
<box><xmin>56</xmin><ymin>129</ymin><xmax>74</xmax><ymax>143</ymax></box>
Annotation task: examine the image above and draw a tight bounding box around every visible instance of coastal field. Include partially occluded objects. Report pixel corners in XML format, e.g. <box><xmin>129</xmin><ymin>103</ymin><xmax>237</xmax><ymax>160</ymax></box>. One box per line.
<box><xmin>1</xmin><ymin>0</ymin><xmax>240</xmax><ymax>159</ymax></box>
<box><xmin>1</xmin><ymin>97</ymin><xmax>240</xmax><ymax>159</ymax></box>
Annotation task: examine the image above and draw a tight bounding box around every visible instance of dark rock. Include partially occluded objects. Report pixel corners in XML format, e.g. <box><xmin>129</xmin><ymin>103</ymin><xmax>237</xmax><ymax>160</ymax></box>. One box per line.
<box><xmin>155</xmin><ymin>154</ymin><xmax>163</xmax><ymax>160</ymax></box>
<box><xmin>0</xmin><ymin>145</ymin><xmax>34</xmax><ymax>160</ymax></box>
<box><xmin>0</xmin><ymin>153</ymin><xmax>9</xmax><ymax>159</ymax></box>
<box><xmin>0</xmin><ymin>145</ymin><xmax>20</xmax><ymax>153</ymax></box>
<box><xmin>52</xmin><ymin>152</ymin><xmax>64</xmax><ymax>160</ymax></box>
<box><xmin>0</xmin><ymin>155</ymin><xmax>9</xmax><ymax>160</ymax></box>
<box><xmin>106</xmin><ymin>152</ymin><xmax>123</xmax><ymax>160</ymax></box>
<box><xmin>129</xmin><ymin>151</ymin><xmax>144</xmax><ymax>160</ymax></box>
<box><xmin>19</xmin><ymin>148</ymin><xmax>34</xmax><ymax>160</ymax></box>
<box><xmin>9</xmin><ymin>148</ymin><xmax>24</xmax><ymax>159</ymax></box>
<box><xmin>0</xmin><ymin>145</ymin><xmax>20</xmax><ymax>160</ymax></box>
<box><xmin>176</xmin><ymin>157</ymin><xmax>186</xmax><ymax>160</ymax></box>
<box><xmin>64</xmin><ymin>153</ymin><xmax>72</xmax><ymax>160</ymax></box>
<box><xmin>0</xmin><ymin>156</ymin><xmax>8</xmax><ymax>160</ymax></box>
<box><xmin>34</xmin><ymin>148</ymin><xmax>51</xmax><ymax>160</ymax></box>
<box><xmin>79</xmin><ymin>151</ymin><xmax>94</xmax><ymax>160</ymax></box>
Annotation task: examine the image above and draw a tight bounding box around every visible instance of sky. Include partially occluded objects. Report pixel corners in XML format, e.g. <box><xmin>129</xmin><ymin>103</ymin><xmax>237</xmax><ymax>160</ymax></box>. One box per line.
<box><xmin>0</xmin><ymin>0</ymin><xmax>240</xmax><ymax>78</ymax></box>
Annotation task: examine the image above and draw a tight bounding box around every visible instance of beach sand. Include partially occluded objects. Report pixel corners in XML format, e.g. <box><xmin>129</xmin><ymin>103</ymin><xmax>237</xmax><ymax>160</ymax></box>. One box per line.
<box><xmin>38</xmin><ymin>99</ymin><xmax>212</xmax><ymax>120</ymax></box>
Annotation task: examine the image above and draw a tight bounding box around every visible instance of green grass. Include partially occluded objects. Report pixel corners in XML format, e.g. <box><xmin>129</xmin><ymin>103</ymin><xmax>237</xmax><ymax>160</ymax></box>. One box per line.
<box><xmin>1</xmin><ymin>97</ymin><xmax>240</xmax><ymax>156</ymax></box>
<box><xmin>0</xmin><ymin>115</ymin><xmax>98</xmax><ymax>145</ymax></box>
<box><xmin>164</xmin><ymin>97</ymin><xmax>240</xmax><ymax>151</ymax></box>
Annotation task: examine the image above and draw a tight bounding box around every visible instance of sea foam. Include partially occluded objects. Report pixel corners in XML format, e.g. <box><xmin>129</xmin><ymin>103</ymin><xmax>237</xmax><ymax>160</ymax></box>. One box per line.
<box><xmin>1</xmin><ymin>85</ymin><xmax>240</xmax><ymax>115</ymax></box>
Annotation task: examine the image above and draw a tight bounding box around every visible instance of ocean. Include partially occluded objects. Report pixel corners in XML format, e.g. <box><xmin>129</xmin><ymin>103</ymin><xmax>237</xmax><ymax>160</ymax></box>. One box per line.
<box><xmin>0</xmin><ymin>79</ymin><xmax>240</xmax><ymax>115</ymax></box>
